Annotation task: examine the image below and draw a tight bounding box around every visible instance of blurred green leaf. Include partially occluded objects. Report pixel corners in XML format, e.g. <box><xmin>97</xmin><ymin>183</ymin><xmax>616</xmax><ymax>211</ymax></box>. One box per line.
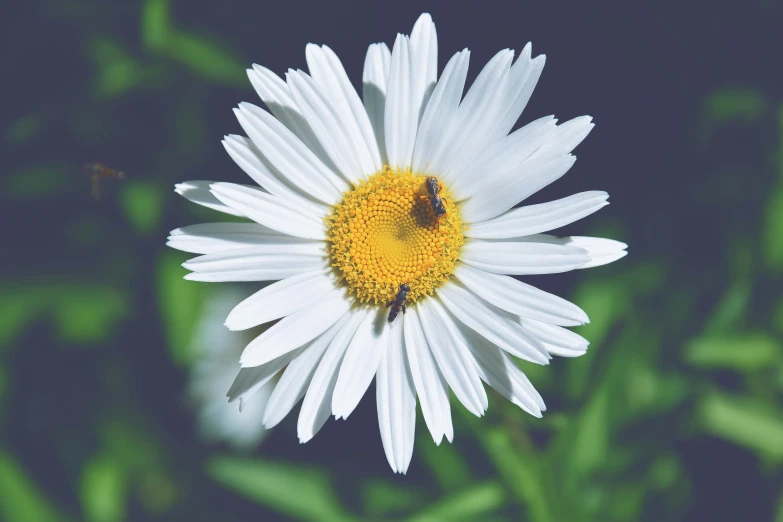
<box><xmin>362</xmin><ymin>479</ymin><xmax>425</xmax><ymax>518</ymax></box>
<box><xmin>418</xmin><ymin>432</ymin><xmax>471</xmax><ymax>491</ymax></box>
<box><xmin>54</xmin><ymin>286</ymin><xmax>128</xmax><ymax>344</ymax></box>
<box><xmin>764</xmin><ymin>180</ymin><xmax>783</xmax><ymax>270</ymax></box>
<box><xmin>5</xmin><ymin>164</ymin><xmax>67</xmax><ymax>197</ymax></box>
<box><xmin>142</xmin><ymin>0</ymin><xmax>170</xmax><ymax>51</ymax></box>
<box><xmin>405</xmin><ymin>482</ymin><xmax>505</xmax><ymax>522</ymax></box>
<box><xmin>685</xmin><ymin>333</ymin><xmax>781</xmax><ymax>371</ymax></box>
<box><xmin>705</xmin><ymin>88</ymin><xmax>765</xmax><ymax>124</ymax></box>
<box><xmin>164</xmin><ymin>31</ymin><xmax>246</xmax><ymax>86</ymax></box>
<box><xmin>156</xmin><ymin>251</ymin><xmax>206</xmax><ymax>366</ymax></box>
<box><xmin>118</xmin><ymin>180</ymin><xmax>164</xmax><ymax>236</ymax></box>
<box><xmin>476</xmin><ymin>425</ymin><xmax>552</xmax><ymax>522</ymax></box>
<box><xmin>0</xmin><ymin>450</ymin><xmax>67</xmax><ymax>522</ymax></box>
<box><xmin>702</xmin><ymin>280</ymin><xmax>750</xmax><ymax>334</ymax></box>
<box><xmin>90</xmin><ymin>38</ymin><xmax>145</xmax><ymax>98</ymax></box>
<box><xmin>81</xmin><ymin>454</ymin><xmax>128</xmax><ymax>522</ymax></box>
<box><xmin>207</xmin><ymin>456</ymin><xmax>357</xmax><ymax>522</ymax></box>
<box><xmin>5</xmin><ymin>112</ymin><xmax>46</xmax><ymax>144</ymax></box>
<box><xmin>699</xmin><ymin>392</ymin><xmax>783</xmax><ymax>458</ymax></box>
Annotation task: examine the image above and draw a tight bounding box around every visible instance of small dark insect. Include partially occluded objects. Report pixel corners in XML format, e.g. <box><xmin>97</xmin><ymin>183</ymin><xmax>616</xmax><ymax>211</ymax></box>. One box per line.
<box><xmin>425</xmin><ymin>176</ymin><xmax>447</xmax><ymax>218</ymax></box>
<box><xmin>386</xmin><ymin>283</ymin><xmax>410</xmax><ymax>324</ymax></box>
<box><xmin>83</xmin><ymin>162</ymin><xmax>126</xmax><ymax>200</ymax></box>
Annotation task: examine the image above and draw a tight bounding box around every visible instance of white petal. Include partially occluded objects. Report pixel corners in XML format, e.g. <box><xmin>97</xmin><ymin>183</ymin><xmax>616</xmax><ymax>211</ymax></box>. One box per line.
<box><xmin>182</xmin><ymin>244</ymin><xmax>327</xmax><ymax>282</ymax></box>
<box><xmin>518</xmin><ymin>234</ymin><xmax>628</xmax><ymax>268</ymax></box>
<box><xmin>224</xmin><ymin>269</ymin><xmax>336</xmax><ymax>330</ymax></box>
<box><xmin>454</xmin><ymin>264</ymin><xmax>588</xmax><ymax>326</ymax></box>
<box><xmin>167</xmin><ymin>222</ymin><xmax>289</xmax><ymax>255</ymax></box>
<box><xmin>222</xmin><ymin>134</ymin><xmax>330</xmax><ymax>213</ymax></box>
<box><xmin>403</xmin><ymin>305</ymin><xmax>453</xmax><ymax>444</ymax></box>
<box><xmin>210</xmin><ymin>182</ymin><xmax>326</xmax><ymax>240</ymax></box>
<box><xmin>235</xmin><ymin>103</ymin><xmax>348</xmax><ymax>202</ymax></box>
<box><xmin>460</xmin><ymin>325</ymin><xmax>545</xmax><ymax>416</ymax></box>
<box><xmin>526</xmin><ymin>115</ymin><xmax>594</xmax><ymax>165</ymax></box>
<box><xmin>247</xmin><ymin>65</ymin><xmax>337</xmax><ymax>171</ymax></box>
<box><xmin>384</xmin><ymin>34</ymin><xmax>418</xmax><ymax>169</ymax></box>
<box><xmin>174</xmin><ymin>181</ymin><xmax>243</xmax><ymax>217</ymax></box>
<box><xmin>460</xmin><ymin>239</ymin><xmax>591</xmax><ymax>275</ymax></box>
<box><xmin>561</xmin><ymin>236</ymin><xmax>628</xmax><ymax>268</ymax></box>
<box><xmin>417</xmin><ymin>299</ymin><xmax>487</xmax><ymax>417</ymax></box>
<box><xmin>411</xmin><ymin>49</ymin><xmax>470</xmax><ymax>173</ymax></box>
<box><xmin>437</xmin><ymin>280</ymin><xmax>551</xmax><ymax>364</ymax></box>
<box><xmin>363</xmin><ymin>43</ymin><xmax>392</xmax><ymax>164</ymax></box>
<box><xmin>298</xmin><ymin>310</ymin><xmax>367</xmax><ymax>443</ymax></box>
<box><xmin>306</xmin><ymin>45</ymin><xmax>382</xmax><ymax>173</ymax></box>
<box><xmin>449</xmin><ymin>115</ymin><xmax>557</xmax><ymax>200</ymax></box>
<box><xmin>410</xmin><ymin>13</ymin><xmax>438</xmax><ymax>120</ymax></box>
<box><xmin>460</xmin><ymin>154</ymin><xmax>577</xmax><ymax>223</ymax></box>
<box><xmin>519</xmin><ymin>317</ymin><xmax>590</xmax><ymax>357</ymax></box>
<box><xmin>436</xmin><ymin>50</ymin><xmax>515</xmax><ymax>182</ymax></box>
<box><xmin>239</xmin><ymin>288</ymin><xmax>351</xmax><ymax>367</ymax></box>
<box><xmin>490</xmin><ymin>44</ymin><xmax>546</xmax><ymax>143</ymax></box>
<box><xmin>465</xmin><ymin>191</ymin><xmax>609</xmax><ymax>239</ymax></box>
<box><xmin>226</xmin><ymin>348</ymin><xmax>301</xmax><ymax>410</ymax></box>
<box><xmin>332</xmin><ymin>309</ymin><xmax>388</xmax><ymax>419</ymax></box>
<box><xmin>376</xmin><ymin>320</ymin><xmax>416</xmax><ymax>473</ymax></box>
<box><xmin>287</xmin><ymin>69</ymin><xmax>366</xmax><ymax>183</ymax></box>
<box><xmin>262</xmin><ymin>315</ymin><xmax>348</xmax><ymax>429</ymax></box>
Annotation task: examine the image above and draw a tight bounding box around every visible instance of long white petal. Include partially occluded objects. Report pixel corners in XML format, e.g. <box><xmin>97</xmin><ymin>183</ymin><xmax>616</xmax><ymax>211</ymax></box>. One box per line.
<box><xmin>460</xmin><ymin>239</ymin><xmax>591</xmax><ymax>275</ymax></box>
<box><xmin>167</xmin><ymin>222</ymin><xmax>290</xmax><ymax>255</ymax></box>
<box><xmin>454</xmin><ymin>264</ymin><xmax>588</xmax><ymax>326</ymax></box>
<box><xmin>306</xmin><ymin>45</ymin><xmax>382</xmax><ymax>174</ymax></box>
<box><xmin>224</xmin><ymin>269</ymin><xmax>336</xmax><ymax>330</ymax></box>
<box><xmin>436</xmin><ymin>50</ymin><xmax>514</xmax><ymax>182</ymax></box>
<box><xmin>363</xmin><ymin>43</ymin><xmax>392</xmax><ymax>164</ymax></box>
<box><xmin>174</xmin><ymin>181</ymin><xmax>243</xmax><ymax>217</ymax></box>
<box><xmin>227</xmin><ymin>348</ymin><xmax>301</xmax><ymax>411</ymax></box>
<box><xmin>235</xmin><ymin>103</ymin><xmax>348</xmax><ymax>201</ymax></box>
<box><xmin>222</xmin><ymin>134</ymin><xmax>330</xmax><ymax>213</ymax></box>
<box><xmin>460</xmin><ymin>324</ymin><xmax>545</xmax><ymax>416</ymax></box>
<box><xmin>247</xmin><ymin>64</ymin><xmax>338</xmax><ymax>171</ymax></box>
<box><xmin>298</xmin><ymin>310</ymin><xmax>367</xmax><ymax>443</ymax></box>
<box><xmin>519</xmin><ymin>317</ymin><xmax>590</xmax><ymax>357</ymax></box>
<box><xmin>287</xmin><ymin>69</ymin><xmax>365</xmax><ymax>183</ymax></box>
<box><xmin>210</xmin><ymin>182</ymin><xmax>326</xmax><ymax>240</ymax></box>
<box><xmin>518</xmin><ymin>234</ymin><xmax>628</xmax><ymax>268</ymax></box>
<box><xmin>449</xmin><ymin>115</ymin><xmax>557</xmax><ymax>200</ymax></box>
<box><xmin>437</xmin><ymin>280</ymin><xmax>551</xmax><ymax>364</ymax></box>
<box><xmin>411</xmin><ymin>50</ymin><xmax>470</xmax><ymax>173</ymax></box>
<box><xmin>332</xmin><ymin>309</ymin><xmax>388</xmax><ymax>419</ymax></box>
<box><xmin>385</xmin><ymin>34</ymin><xmax>417</xmax><ymax>169</ymax></box>
<box><xmin>239</xmin><ymin>288</ymin><xmax>351</xmax><ymax>367</ymax></box>
<box><xmin>460</xmin><ymin>154</ymin><xmax>577</xmax><ymax>223</ymax></box>
<box><xmin>403</xmin><ymin>306</ymin><xmax>453</xmax><ymax>444</ymax></box>
<box><xmin>182</xmin><ymin>244</ymin><xmax>327</xmax><ymax>282</ymax></box>
<box><xmin>409</xmin><ymin>13</ymin><xmax>438</xmax><ymax>121</ymax></box>
<box><xmin>465</xmin><ymin>191</ymin><xmax>609</xmax><ymax>239</ymax></box>
<box><xmin>262</xmin><ymin>315</ymin><xmax>348</xmax><ymax>429</ymax></box>
<box><xmin>491</xmin><ymin>44</ymin><xmax>546</xmax><ymax>143</ymax></box>
<box><xmin>376</xmin><ymin>321</ymin><xmax>416</xmax><ymax>474</ymax></box>
<box><xmin>526</xmin><ymin>115</ymin><xmax>594</xmax><ymax>165</ymax></box>
<box><xmin>417</xmin><ymin>299</ymin><xmax>487</xmax><ymax>417</ymax></box>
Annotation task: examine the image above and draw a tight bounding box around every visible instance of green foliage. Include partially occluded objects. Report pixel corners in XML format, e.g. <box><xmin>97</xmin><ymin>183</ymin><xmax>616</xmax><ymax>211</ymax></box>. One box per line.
<box><xmin>698</xmin><ymin>392</ymin><xmax>783</xmax><ymax>458</ymax></box>
<box><xmin>705</xmin><ymin>88</ymin><xmax>766</xmax><ymax>125</ymax></box>
<box><xmin>80</xmin><ymin>454</ymin><xmax>128</xmax><ymax>522</ymax></box>
<box><xmin>0</xmin><ymin>451</ymin><xmax>67</xmax><ymax>522</ymax></box>
<box><xmin>404</xmin><ymin>482</ymin><xmax>505</xmax><ymax>522</ymax></box>
<box><xmin>118</xmin><ymin>180</ymin><xmax>165</xmax><ymax>236</ymax></box>
<box><xmin>685</xmin><ymin>333</ymin><xmax>781</xmax><ymax>371</ymax></box>
<box><xmin>207</xmin><ymin>456</ymin><xmax>358</xmax><ymax>522</ymax></box>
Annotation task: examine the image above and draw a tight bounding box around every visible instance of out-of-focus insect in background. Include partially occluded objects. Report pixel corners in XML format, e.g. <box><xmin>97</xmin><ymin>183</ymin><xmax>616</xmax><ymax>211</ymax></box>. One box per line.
<box><xmin>2</xmin><ymin>1</ymin><xmax>783</xmax><ymax>521</ymax></box>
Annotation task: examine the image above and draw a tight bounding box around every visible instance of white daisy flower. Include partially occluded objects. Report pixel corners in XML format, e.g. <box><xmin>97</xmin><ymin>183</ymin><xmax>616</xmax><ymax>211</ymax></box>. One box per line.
<box><xmin>187</xmin><ymin>286</ymin><xmax>274</xmax><ymax>450</ymax></box>
<box><xmin>168</xmin><ymin>13</ymin><xmax>627</xmax><ymax>473</ymax></box>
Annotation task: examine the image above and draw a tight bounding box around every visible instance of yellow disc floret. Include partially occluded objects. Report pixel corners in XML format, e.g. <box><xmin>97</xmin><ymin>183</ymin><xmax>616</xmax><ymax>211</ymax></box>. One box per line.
<box><xmin>327</xmin><ymin>166</ymin><xmax>464</xmax><ymax>306</ymax></box>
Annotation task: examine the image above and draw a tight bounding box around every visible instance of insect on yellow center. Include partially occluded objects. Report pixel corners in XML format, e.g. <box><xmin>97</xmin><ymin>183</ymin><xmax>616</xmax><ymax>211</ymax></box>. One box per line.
<box><xmin>327</xmin><ymin>166</ymin><xmax>464</xmax><ymax>306</ymax></box>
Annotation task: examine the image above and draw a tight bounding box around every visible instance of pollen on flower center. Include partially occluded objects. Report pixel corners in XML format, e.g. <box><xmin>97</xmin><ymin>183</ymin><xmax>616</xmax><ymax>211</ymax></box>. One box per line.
<box><xmin>327</xmin><ymin>166</ymin><xmax>464</xmax><ymax>306</ymax></box>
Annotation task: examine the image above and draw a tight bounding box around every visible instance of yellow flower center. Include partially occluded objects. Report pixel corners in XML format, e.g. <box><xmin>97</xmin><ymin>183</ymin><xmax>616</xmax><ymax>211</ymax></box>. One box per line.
<box><xmin>327</xmin><ymin>166</ymin><xmax>464</xmax><ymax>306</ymax></box>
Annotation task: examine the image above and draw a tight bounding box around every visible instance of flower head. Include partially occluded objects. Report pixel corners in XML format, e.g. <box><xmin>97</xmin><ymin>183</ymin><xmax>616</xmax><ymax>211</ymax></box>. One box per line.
<box><xmin>168</xmin><ymin>13</ymin><xmax>627</xmax><ymax>473</ymax></box>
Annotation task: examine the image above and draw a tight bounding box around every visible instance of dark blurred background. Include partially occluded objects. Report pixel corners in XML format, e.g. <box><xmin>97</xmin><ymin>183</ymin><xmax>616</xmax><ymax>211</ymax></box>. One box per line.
<box><xmin>2</xmin><ymin>1</ymin><xmax>783</xmax><ymax>521</ymax></box>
